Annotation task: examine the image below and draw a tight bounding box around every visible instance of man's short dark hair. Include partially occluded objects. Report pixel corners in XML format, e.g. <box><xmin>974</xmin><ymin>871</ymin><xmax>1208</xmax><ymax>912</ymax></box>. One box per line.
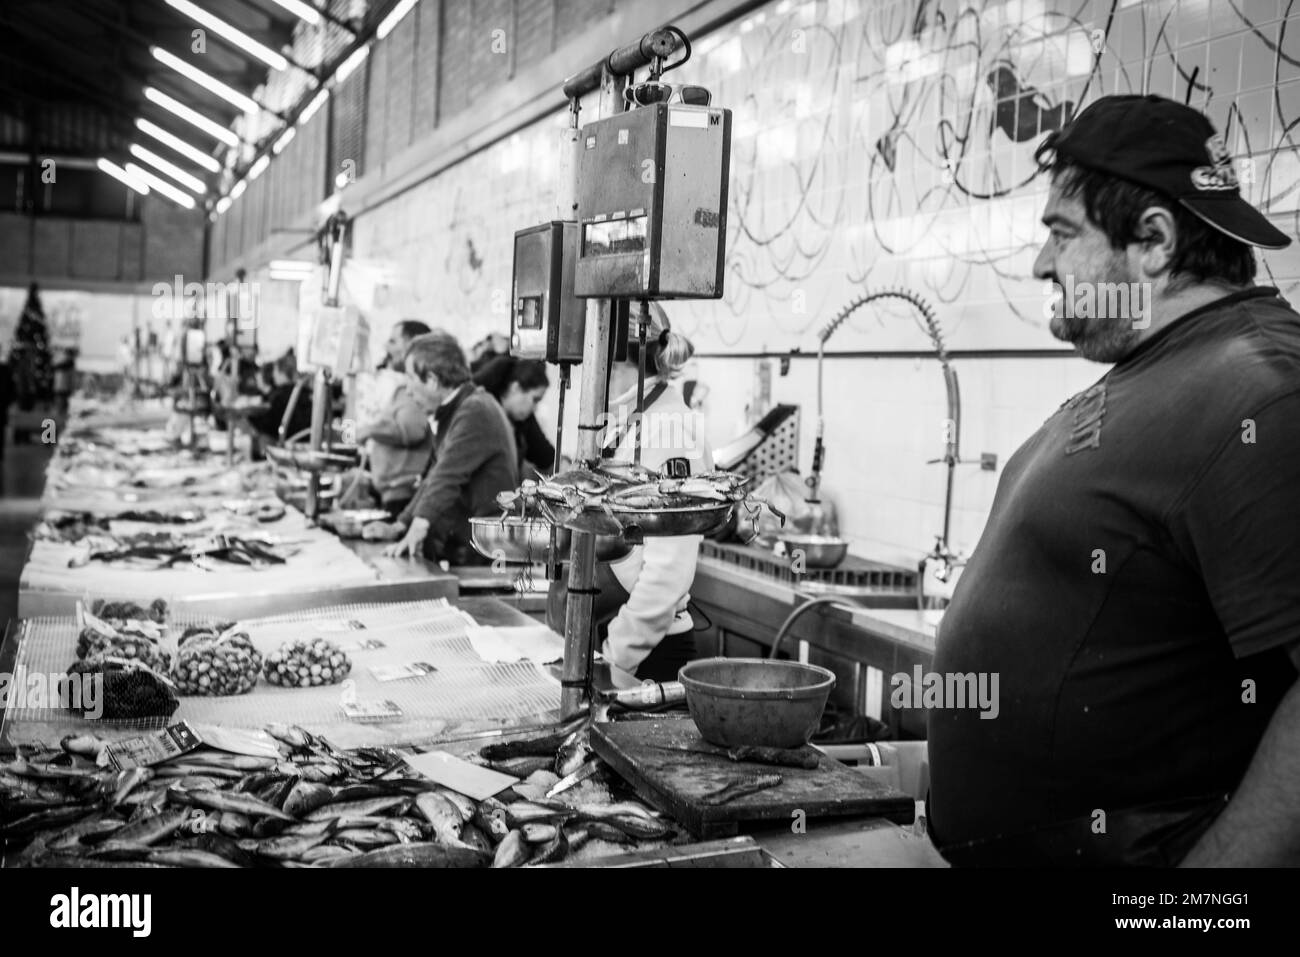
<box><xmin>395</xmin><ymin>320</ymin><xmax>431</xmax><ymax>341</ymax></box>
<box><xmin>406</xmin><ymin>333</ymin><xmax>469</xmax><ymax>388</ymax></box>
<box><xmin>1034</xmin><ymin>140</ymin><xmax>1256</xmax><ymax>288</ymax></box>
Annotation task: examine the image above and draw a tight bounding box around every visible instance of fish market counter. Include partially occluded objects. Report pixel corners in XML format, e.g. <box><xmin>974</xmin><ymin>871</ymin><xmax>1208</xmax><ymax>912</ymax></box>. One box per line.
<box><xmin>692</xmin><ymin>557</ymin><xmax>937</xmax><ymax>738</ymax></box>
<box><xmin>0</xmin><ymin>596</ymin><xmax>564</xmax><ymax>754</ymax></box>
<box><xmin>448</xmin><ymin>564</ymin><xmax>551</xmax><ymax>619</ymax></box>
<box><xmin>0</xmin><ymin>588</ymin><xmax>950</xmax><ymax>868</ymax></box>
<box><xmin>18</xmin><ymin>521</ymin><xmax>459</xmax><ymax>620</ymax></box>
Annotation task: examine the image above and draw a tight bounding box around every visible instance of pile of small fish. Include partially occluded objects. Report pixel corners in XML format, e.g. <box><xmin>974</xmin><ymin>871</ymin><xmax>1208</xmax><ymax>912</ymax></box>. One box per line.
<box><xmin>1</xmin><ymin>723</ymin><xmax>679</xmax><ymax>868</ymax></box>
<box><xmin>263</xmin><ymin>639</ymin><xmax>351</xmax><ymax>688</ymax></box>
<box><xmin>67</xmin><ymin>533</ymin><xmax>290</xmax><ymax>571</ymax></box>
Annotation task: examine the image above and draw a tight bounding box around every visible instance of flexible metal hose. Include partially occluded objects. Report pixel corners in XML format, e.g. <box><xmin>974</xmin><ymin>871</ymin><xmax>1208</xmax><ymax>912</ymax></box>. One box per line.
<box><xmin>810</xmin><ymin>288</ymin><xmax>953</xmax><ymax>501</ymax></box>
<box><xmin>768</xmin><ymin>596</ymin><xmax>862</xmax><ymax>661</ymax></box>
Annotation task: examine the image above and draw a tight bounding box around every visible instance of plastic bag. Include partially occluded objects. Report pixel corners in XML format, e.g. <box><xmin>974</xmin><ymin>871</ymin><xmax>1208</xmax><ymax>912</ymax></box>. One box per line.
<box><xmin>173</xmin><ymin>626</ymin><xmax>262</xmax><ymax>696</ymax></box>
<box><xmin>66</xmin><ymin>657</ymin><xmax>179</xmax><ymax>720</ymax></box>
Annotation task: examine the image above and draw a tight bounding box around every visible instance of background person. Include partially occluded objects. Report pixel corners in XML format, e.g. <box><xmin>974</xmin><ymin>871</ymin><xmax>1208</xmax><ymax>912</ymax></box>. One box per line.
<box><xmin>349</xmin><ymin>320</ymin><xmax>439</xmax><ymax>515</ymax></box>
<box><xmin>472</xmin><ymin>354</ymin><xmax>555</xmax><ymax>479</ymax></box>
<box><xmin>363</xmin><ymin>334</ymin><xmax>518</xmax><ymax>565</ymax></box>
<box><xmin>546</xmin><ymin>303</ymin><xmax>711</xmax><ymax>686</ymax></box>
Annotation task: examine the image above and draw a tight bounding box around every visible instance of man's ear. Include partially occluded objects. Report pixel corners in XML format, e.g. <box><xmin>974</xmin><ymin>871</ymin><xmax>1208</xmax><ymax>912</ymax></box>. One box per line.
<box><xmin>1133</xmin><ymin>205</ymin><xmax>1178</xmax><ymax>279</ymax></box>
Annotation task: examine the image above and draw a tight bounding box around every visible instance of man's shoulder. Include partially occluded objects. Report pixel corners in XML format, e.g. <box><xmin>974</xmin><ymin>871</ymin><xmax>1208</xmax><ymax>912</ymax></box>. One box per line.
<box><xmin>1162</xmin><ymin>291</ymin><xmax>1300</xmax><ymax>408</ymax></box>
<box><xmin>455</xmin><ymin>388</ymin><xmax>512</xmax><ymax>429</ymax></box>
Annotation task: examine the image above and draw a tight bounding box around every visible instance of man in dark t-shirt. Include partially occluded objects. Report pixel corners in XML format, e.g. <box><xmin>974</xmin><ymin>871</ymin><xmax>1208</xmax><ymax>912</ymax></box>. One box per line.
<box><xmin>928</xmin><ymin>95</ymin><xmax>1299</xmax><ymax>866</ymax></box>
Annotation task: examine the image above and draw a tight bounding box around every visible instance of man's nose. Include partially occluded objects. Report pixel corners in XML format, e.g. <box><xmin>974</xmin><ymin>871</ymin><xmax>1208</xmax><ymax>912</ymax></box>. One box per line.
<box><xmin>1032</xmin><ymin>241</ymin><xmax>1053</xmax><ymax>281</ymax></box>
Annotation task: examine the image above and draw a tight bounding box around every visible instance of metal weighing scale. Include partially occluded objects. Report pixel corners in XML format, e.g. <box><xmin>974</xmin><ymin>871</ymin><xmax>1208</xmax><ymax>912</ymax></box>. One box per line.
<box><xmin>473</xmin><ymin>26</ymin><xmax>735</xmax><ymax>718</ymax></box>
<box><xmin>265</xmin><ymin>211</ymin><xmax>363</xmax><ymax>520</ymax></box>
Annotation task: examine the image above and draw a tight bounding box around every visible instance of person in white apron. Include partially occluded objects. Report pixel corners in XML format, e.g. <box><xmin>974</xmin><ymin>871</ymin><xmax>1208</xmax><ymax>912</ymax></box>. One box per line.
<box><xmin>547</xmin><ymin>304</ymin><xmax>712</xmax><ymax>687</ymax></box>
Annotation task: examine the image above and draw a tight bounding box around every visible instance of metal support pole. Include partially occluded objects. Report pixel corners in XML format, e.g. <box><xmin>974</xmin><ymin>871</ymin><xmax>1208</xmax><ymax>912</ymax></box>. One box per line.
<box><xmin>305</xmin><ymin>369</ymin><xmax>330</xmax><ymax>520</ymax></box>
<box><xmin>558</xmin><ymin>64</ymin><xmax>627</xmax><ymax>719</ymax></box>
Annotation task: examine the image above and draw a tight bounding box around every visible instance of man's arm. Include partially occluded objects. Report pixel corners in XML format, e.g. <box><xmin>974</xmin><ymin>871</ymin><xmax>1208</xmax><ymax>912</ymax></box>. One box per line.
<box><xmin>1181</xmin><ymin>666</ymin><xmax>1300</xmax><ymax>866</ymax></box>
<box><xmin>361</xmin><ymin>393</ymin><xmax>429</xmax><ymax>447</ymax></box>
<box><xmin>603</xmin><ymin>535</ymin><xmax>701</xmax><ymax>675</ymax></box>
<box><xmin>1172</xmin><ymin>392</ymin><xmax>1300</xmax><ymax>865</ymax></box>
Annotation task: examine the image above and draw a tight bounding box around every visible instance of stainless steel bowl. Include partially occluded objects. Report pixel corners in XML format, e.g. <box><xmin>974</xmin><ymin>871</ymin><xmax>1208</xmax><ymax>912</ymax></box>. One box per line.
<box><xmin>469</xmin><ymin>517</ymin><xmax>633</xmax><ymax>564</ymax></box>
<box><xmin>549</xmin><ymin>502</ymin><xmax>736</xmax><ymax>539</ymax></box>
<box><xmin>679</xmin><ymin>658</ymin><xmax>836</xmax><ymax>749</ymax></box>
<box><xmin>265</xmin><ymin>443</ymin><xmax>360</xmax><ymax>474</ymax></box>
<box><xmin>779</xmin><ymin>534</ymin><xmax>849</xmax><ymax>568</ymax></box>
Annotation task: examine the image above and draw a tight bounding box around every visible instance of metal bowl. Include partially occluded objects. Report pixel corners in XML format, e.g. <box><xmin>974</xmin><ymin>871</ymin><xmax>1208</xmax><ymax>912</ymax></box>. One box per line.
<box><xmin>679</xmin><ymin>658</ymin><xmax>836</xmax><ymax>749</ymax></box>
<box><xmin>469</xmin><ymin>517</ymin><xmax>633</xmax><ymax>564</ymax></box>
<box><xmin>550</xmin><ymin>502</ymin><xmax>736</xmax><ymax>539</ymax></box>
<box><xmin>265</xmin><ymin>443</ymin><xmax>360</xmax><ymax>474</ymax></box>
<box><xmin>779</xmin><ymin>534</ymin><xmax>849</xmax><ymax>569</ymax></box>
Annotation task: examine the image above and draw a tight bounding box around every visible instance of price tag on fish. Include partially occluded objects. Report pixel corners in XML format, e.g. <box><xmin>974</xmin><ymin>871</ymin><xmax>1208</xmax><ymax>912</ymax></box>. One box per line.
<box><xmin>313</xmin><ymin>619</ymin><xmax>366</xmax><ymax>633</ymax></box>
<box><xmin>342</xmin><ymin>637</ymin><xmax>386</xmax><ymax>652</ymax></box>
<box><xmin>104</xmin><ymin>721</ymin><xmax>203</xmax><ymax>770</ymax></box>
<box><xmin>338</xmin><ymin>678</ymin><xmax>403</xmax><ymax>722</ymax></box>
<box><xmin>368</xmin><ymin>662</ymin><xmax>438</xmax><ymax>682</ymax></box>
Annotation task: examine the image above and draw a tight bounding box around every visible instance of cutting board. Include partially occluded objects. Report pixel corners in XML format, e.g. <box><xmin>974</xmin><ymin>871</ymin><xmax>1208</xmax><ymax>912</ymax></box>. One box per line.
<box><xmin>591</xmin><ymin>717</ymin><xmax>914</xmax><ymax>838</ymax></box>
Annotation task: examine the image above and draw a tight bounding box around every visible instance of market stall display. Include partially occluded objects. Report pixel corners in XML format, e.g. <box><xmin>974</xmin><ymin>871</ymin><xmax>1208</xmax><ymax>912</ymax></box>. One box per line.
<box><xmin>0</xmin><ymin>722</ymin><xmax>682</xmax><ymax>868</ymax></box>
<box><xmin>2</xmin><ymin>599</ymin><xmax>563</xmax><ymax>751</ymax></box>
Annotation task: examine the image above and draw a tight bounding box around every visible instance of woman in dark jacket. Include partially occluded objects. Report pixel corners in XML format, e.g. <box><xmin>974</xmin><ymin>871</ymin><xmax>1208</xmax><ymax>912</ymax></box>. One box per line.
<box><xmin>472</xmin><ymin>355</ymin><xmax>554</xmax><ymax>478</ymax></box>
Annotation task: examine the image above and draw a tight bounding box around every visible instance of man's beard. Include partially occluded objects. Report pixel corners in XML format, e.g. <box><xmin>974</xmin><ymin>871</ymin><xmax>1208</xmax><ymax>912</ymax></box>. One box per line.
<box><xmin>1048</xmin><ymin>259</ymin><xmax>1142</xmax><ymax>363</ymax></box>
<box><xmin>1050</xmin><ymin>309</ymin><xmax>1140</xmax><ymax>362</ymax></box>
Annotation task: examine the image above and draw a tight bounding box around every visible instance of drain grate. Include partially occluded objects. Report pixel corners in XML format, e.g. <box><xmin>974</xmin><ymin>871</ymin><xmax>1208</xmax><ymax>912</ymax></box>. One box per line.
<box><xmin>699</xmin><ymin>540</ymin><xmax>916</xmax><ymax>593</ymax></box>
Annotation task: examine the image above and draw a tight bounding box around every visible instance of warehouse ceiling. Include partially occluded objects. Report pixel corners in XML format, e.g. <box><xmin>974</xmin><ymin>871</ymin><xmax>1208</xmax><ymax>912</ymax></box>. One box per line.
<box><xmin>0</xmin><ymin>0</ymin><xmax>306</xmax><ymax>189</ymax></box>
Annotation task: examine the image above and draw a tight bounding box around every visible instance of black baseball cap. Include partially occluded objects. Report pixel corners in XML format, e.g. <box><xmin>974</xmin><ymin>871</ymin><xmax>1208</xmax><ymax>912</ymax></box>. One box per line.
<box><xmin>1039</xmin><ymin>94</ymin><xmax>1291</xmax><ymax>250</ymax></box>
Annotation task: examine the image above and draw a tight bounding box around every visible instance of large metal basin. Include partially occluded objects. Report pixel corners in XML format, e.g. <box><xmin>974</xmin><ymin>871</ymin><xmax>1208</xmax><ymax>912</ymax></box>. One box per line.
<box><xmin>678</xmin><ymin>657</ymin><xmax>836</xmax><ymax>749</ymax></box>
<box><xmin>469</xmin><ymin>516</ymin><xmax>633</xmax><ymax>564</ymax></box>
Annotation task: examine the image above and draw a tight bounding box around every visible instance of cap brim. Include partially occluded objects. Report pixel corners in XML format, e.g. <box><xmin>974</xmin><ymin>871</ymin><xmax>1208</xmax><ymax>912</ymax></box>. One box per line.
<box><xmin>1180</xmin><ymin>196</ymin><xmax>1292</xmax><ymax>250</ymax></box>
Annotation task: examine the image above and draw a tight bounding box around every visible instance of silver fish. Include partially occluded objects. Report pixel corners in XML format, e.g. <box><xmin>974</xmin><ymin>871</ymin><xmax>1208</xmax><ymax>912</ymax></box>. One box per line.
<box><xmin>492</xmin><ymin>830</ymin><xmax>530</xmax><ymax>868</ymax></box>
<box><xmin>148</xmin><ymin>848</ymin><xmax>242</xmax><ymax>868</ymax></box>
<box><xmin>108</xmin><ymin>767</ymin><xmax>154</xmax><ymax>807</ymax></box>
<box><xmin>329</xmin><ymin>842</ymin><xmax>490</xmax><ymax>868</ymax></box>
<box><xmin>178</xmin><ymin>788</ymin><xmax>293</xmax><ymax>821</ymax></box>
<box><xmin>414</xmin><ymin>792</ymin><xmax>463</xmax><ymax>844</ymax></box>
<box><xmin>256</xmin><ymin>826</ymin><xmax>335</xmax><ymax>860</ymax></box>
<box><xmin>46</xmin><ymin>814</ymin><xmax>125</xmax><ymax>852</ymax></box>
<box><xmin>299</xmin><ymin>845</ymin><xmax>359</xmax><ymax>865</ymax></box>
<box><xmin>282</xmin><ymin>781</ymin><xmax>334</xmax><ymax>818</ymax></box>
<box><xmin>306</xmin><ymin>796</ymin><xmax>407</xmax><ymax>821</ymax></box>
<box><xmin>554</xmin><ymin>726</ymin><xmax>594</xmax><ymax>777</ymax></box>
<box><xmin>331</xmin><ymin>828</ymin><xmax>399</xmax><ymax>849</ymax></box>
<box><xmin>433</xmin><ymin>786</ymin><xmax>476</xmax><ymax>822</ymax></box>
<box><xmin>96</xmin><ymin>807</ymin><xmax>188</xmax><ymax>849</ymax></box>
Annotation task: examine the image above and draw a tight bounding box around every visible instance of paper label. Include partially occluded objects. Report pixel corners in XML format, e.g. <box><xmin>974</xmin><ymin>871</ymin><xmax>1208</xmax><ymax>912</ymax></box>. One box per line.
<box><xmin>669</xmin><ymin>108</ymin><xmax>710</xmax><ymax>128</ymax></box>
<box><xmin>402</xmin><ymin>751</ymin><xmax>517</xmax><ymax>801</ymax></box>
<box><xmin>313</xmin><ymin>619</ymin><xmax>366</xmax><ymax>633</ymax></box>
<box><xmin>341</xmin><ymin>699</ymin><xmax>404</xmax><ymax>721</ymax></box>
<box><xmin>343</xmin><ymin>637</ymin><xmax>386</xmax><ymax>651</ymax></box>
<box><xmin>369</xmin><ymin>662</ymin><xmax>438</xmax><ymax>682</ymax></box>
<box><xmin>105</xmin><ymin>722</ymin><xmax>203</xmax><ymax>770</ymax></box>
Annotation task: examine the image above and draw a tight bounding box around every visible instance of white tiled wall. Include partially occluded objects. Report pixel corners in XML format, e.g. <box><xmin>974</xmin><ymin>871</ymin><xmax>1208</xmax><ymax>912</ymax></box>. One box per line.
<box><xmin>342</xmin><ymin>0</ymin><xmax>1300</xmax><ymax>569</ymax></box>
